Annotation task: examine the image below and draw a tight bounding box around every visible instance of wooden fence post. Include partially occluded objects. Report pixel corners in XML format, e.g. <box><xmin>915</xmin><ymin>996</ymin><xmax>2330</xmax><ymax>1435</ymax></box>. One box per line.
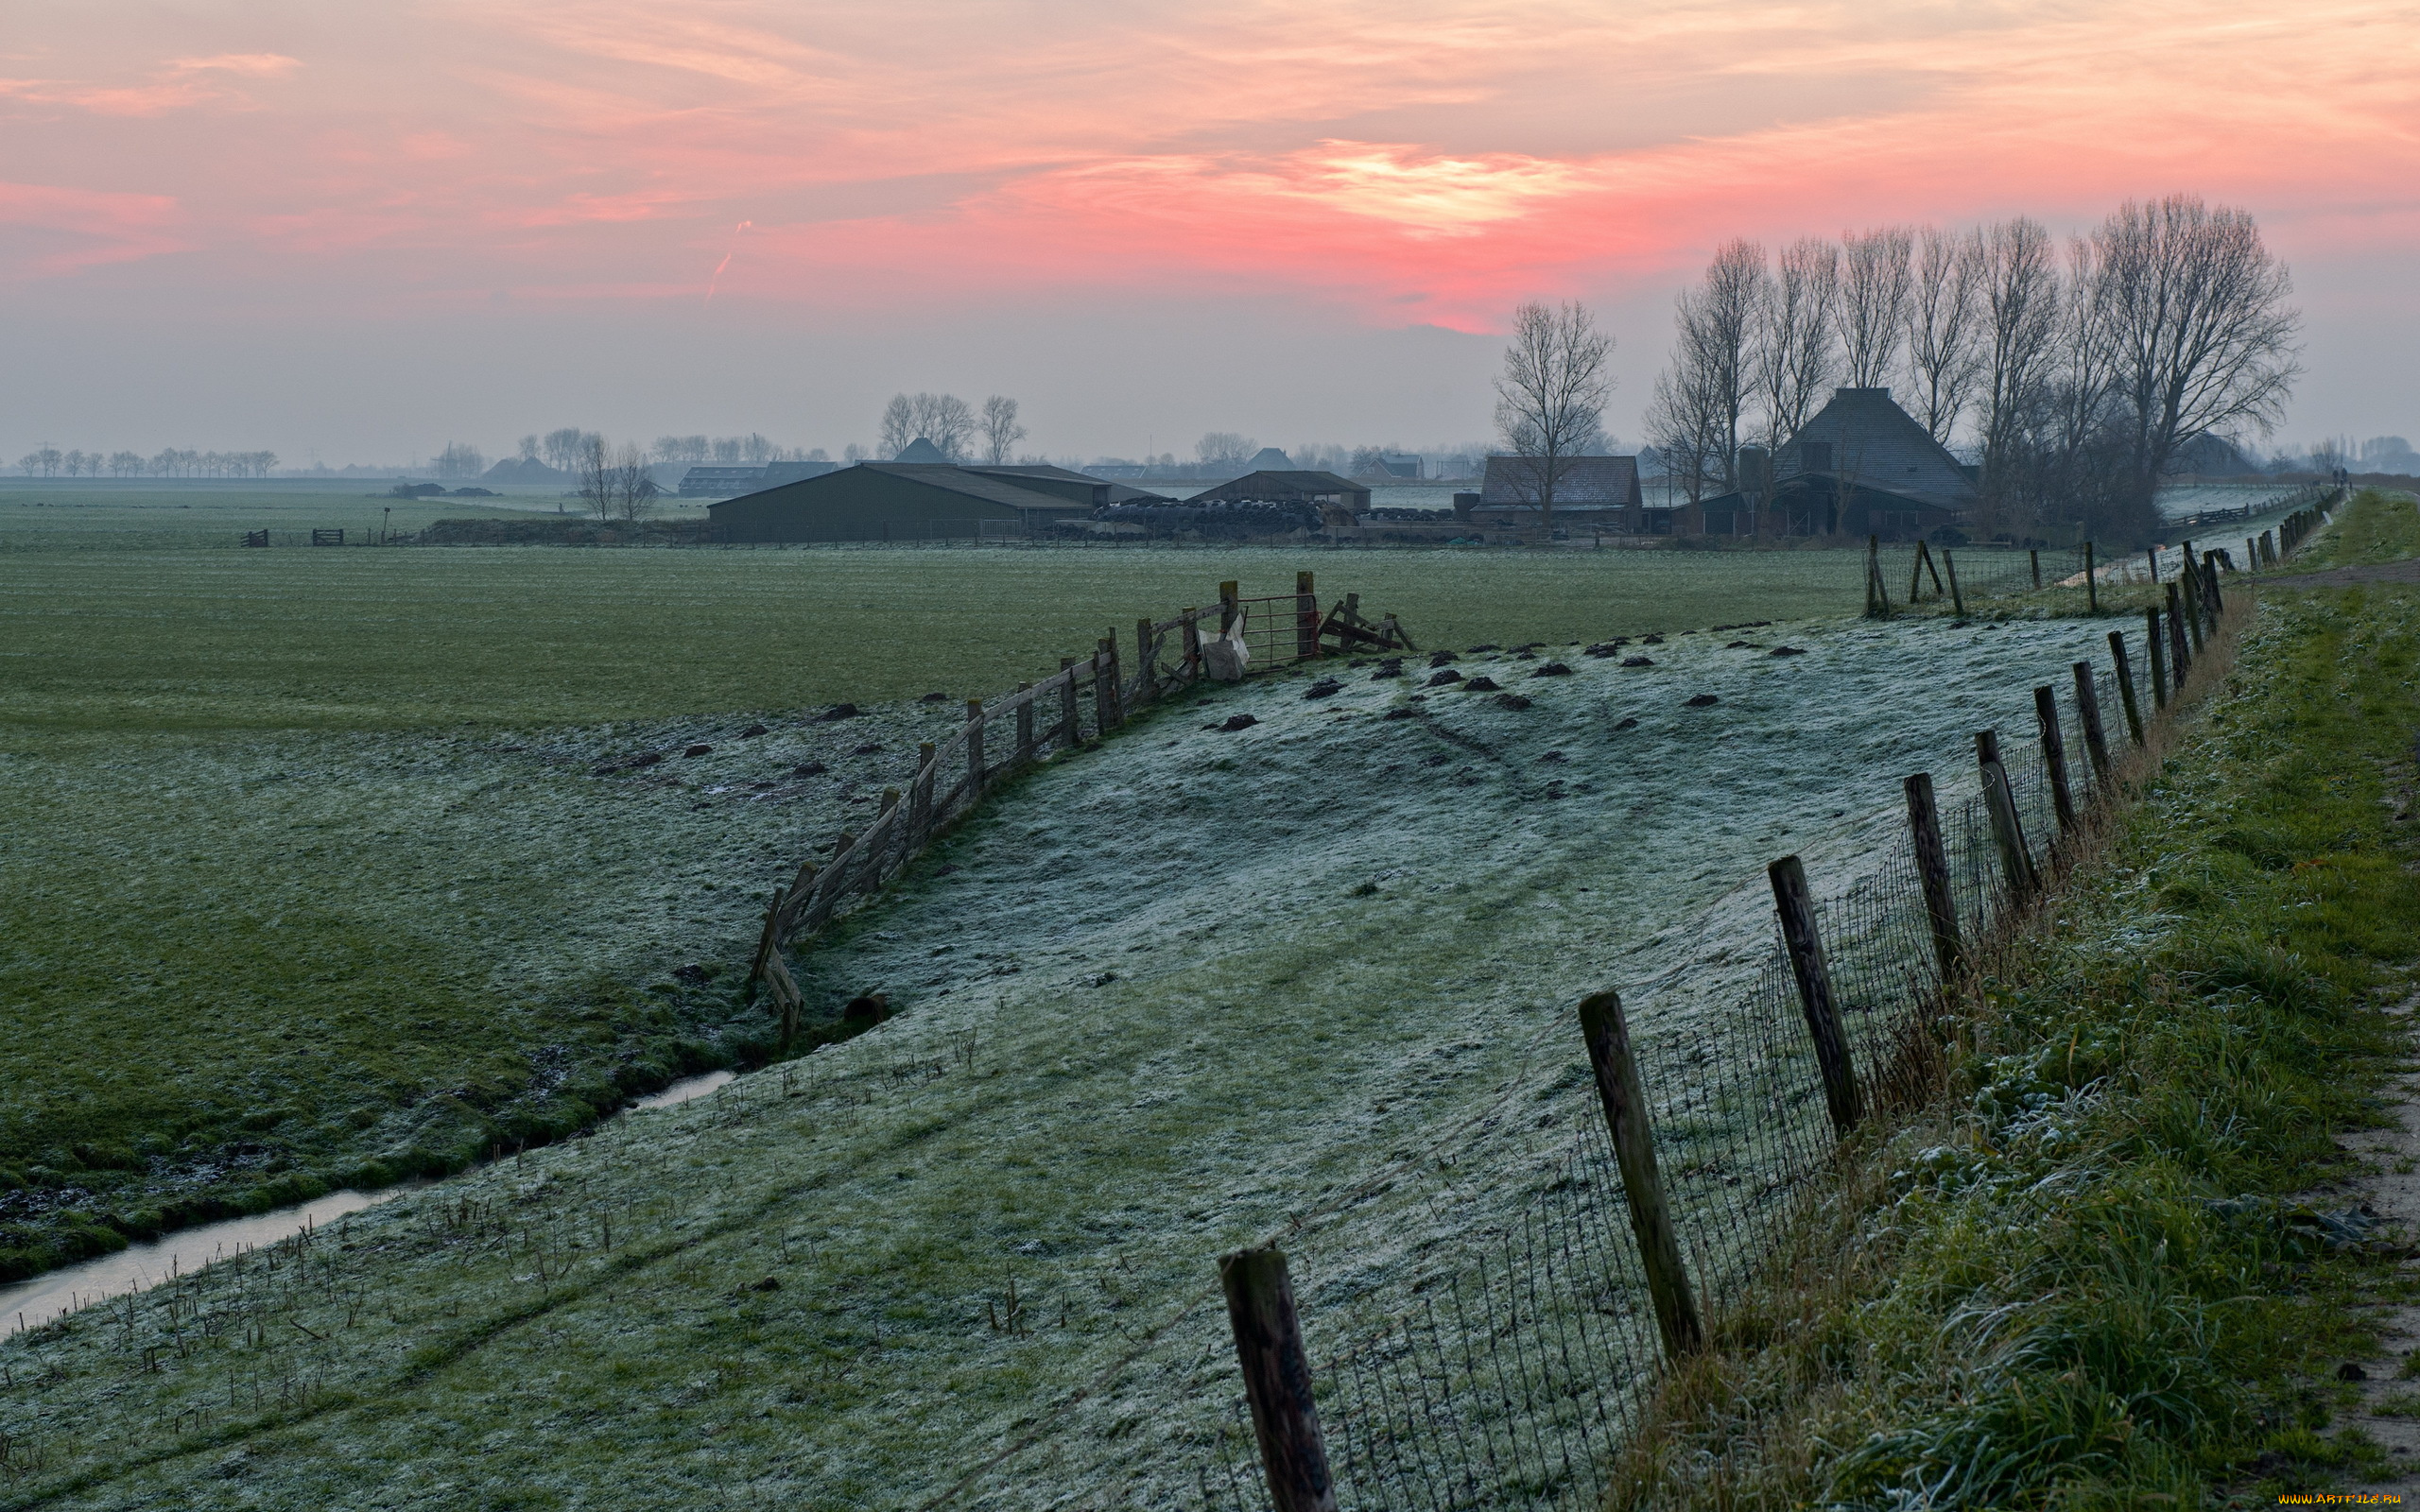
<box><xmin>2084</xmin><ymin>540</ymin><xmax>2098</xmax><ymax>613</ymax></box>
<box><xmin>1134</xmin><ymin>618</ymin><xmax>1157</xmax><ymax>706</ymax></box>
<box><xmin>910</xmin><ymin>744</ymin><xmax>936</xmax><ymax>836</ymax></box>
<box><xmin>2245</xmin><ymin>537</ymin><xmax>2259</xmax><ymax>576</ymax></box>
<box><xmin>965</xmin><ymin>699</ymin><xmax>987</xmax><ymax>796</ymax></box>
<box><xmin>2034</xmin><ymin>685</ymin><xmax>2077</xmax><ymax>834</ymax></box>
<box><xmin>1219</xmin><ymin>580</ymin><xmax>1240</xmax><ymax>636</ymax></box>
<box><xmin>2107</xmin><ymin>631</ymin><xmax>2145</xmax><ymax>746</ymax></box>
<box><xmin>1976</xmin><ymin>731</ymin><xmax>2037</xmax><ymax>901</ymax></box>
<box><xmin>1578</xmin><ymin>990</ymin><xmax>1703</xmax><ymax>1358</ymax></box>
<box><xmin>1767</xmin><ymin>855</ymin><xmax>1863</xmax><ymax>1136</ymax></box>
<box><xmin>2179</xmin><ymin>566</ymin><xmax>2204</xmax><ymax>655</ymax></box>
<box><xmin>1097</xmin><ymin>639</ymin><xmax>1124</xmax><ymax>730</ymax></box>
<box><xmin>1183</xmin><ymin>609</ymin><xmax>1203</xmax><ymax>682</ymax></box>
<box><xmin>1945</xmin><ymin>550</ymin><xmax>1966</xmax><ymax>617</ymax></box>
<box><xmin>2146</xmin><ymin>610</ymin><xmax>2169</xmax><ymax>710</ymax></box>
<box><xmin>2146</xmin><ymin>545</ymin><xmax>2159</xmax><ymax>584</ymax></box>
<box><xmin>2165</xmin><ymin>583</ymin><xmax>2192</xmax><ymax>680</ymax></box>
<box><xmin>1218</xmin><ymin>1247</ymin><xmax>1338</xmax><ymax>1512</ymax></box>
<box><xmin>1294</xmin><ymin>571</ymin><xmax>1319</xmax><ymax>662</ymax></box>
<box><xmin>2072</xmin><ymin>662</ymin><xmax>2112</xmax><ymax>783</ymax></box>
<box><xmin>1903</xmin><ymin>774</ymin><xmax>1962</xmax><ymax>986</ymax></box>
<box><xmin>1865</xmin><ymin>536</ymin><xmax>1882</xmax><ymax>618</ymax></box>
<box><xmin>2202</xmin><ymin>553</ymin><xmax>2224</xmax><ymax>622</ymax></box>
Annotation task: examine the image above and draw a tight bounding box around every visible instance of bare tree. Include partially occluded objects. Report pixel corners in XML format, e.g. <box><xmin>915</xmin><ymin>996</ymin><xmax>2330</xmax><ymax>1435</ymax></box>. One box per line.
<box><xmin>740</xmin><ymin>432</ymin><xmax>775</xmax><ymax>465</ymax></box>
<box><xmin>1643</xmin><ymin>360</ymin><xmax>1730</xmax><ymax>507</ymax></box>
<box><xmin>1755</xmin><ymin>239</ymin><xmax>1840</xmax><ymax>450</ymax></box>
<box><xmin>1195</xmin><ymin>432</ymin><xmax>1257</xmax><ymax>471</ymax></box>
<box><xmin>517</xmin><ymin>435</ymin><xmax>540</xmax><ymax>463</ymax></box>
<box><xmin>575</xmin><ymin>436</ymin><xmax>612</xmax><ymax>520</ymax></box>
<box><xmin>108</xmin><ymin>450</ymin><xmax>143</xmax><ymax>477</ymax></box>
<box><xmin>980</xmin><ymin>396</ymin><xmax>1027</xmax><ymax>465</ymax></box>
<box><xmin>1972</xmin><ymin>218</ymin><xmax>2063</xmax><ymax>530</ymax></box>
<box><xmin>879</xmin><ymin>393</ymin><xmax>977</xmax><ymax>460</ymax></box>
<box><xmin>1836</xmin><ymin>227</ymin><xmax>1913</xmax><ymax>389</ymax></box>
<box><xmin>543</xmin><ymin>428</ymin><xmax>593</xmax><ymax>472</ymax></box>
<box><xmin>1668</xmin><ymin>240</ymin><xmax>1763</xmax><ymax>498</ymax></box>
<box><xmin>2092</xmin><ymin>194</ymin><xmax>2300</xmax><ymax>512</ymax></box>
<box><xmin>1903</xmin><ymin>226</ymin><xmax>1983</xmax><ymax>444</ymax></box>
<box><xmin>435</xmin><ymin>442</ymin><xmax>486</xmax><ymax>479</ymax></box>
<box><xmin>1493</xmin><ymin>300</ymin><xmax>1614</xmax><ymax>532</ymax></box>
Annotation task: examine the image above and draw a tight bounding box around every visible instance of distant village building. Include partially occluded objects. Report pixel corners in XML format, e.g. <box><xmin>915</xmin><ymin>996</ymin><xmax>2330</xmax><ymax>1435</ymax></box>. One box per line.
<box><xmin>710</xmin><ymin>461</ymin><xmax>1150</xmax><ymax>542</ymax></box>
<box><xmin>1242</xmin><ymin>447</ymin><xmax>1296</xmax><ymax>472</ymax></box>
<box><xmin>1694</xmin><ymin>387</ymin><xmax>1976</xmax><ymax>540</ymax></box>
<box><xmin>1475</xmin><ymin>455</ymin><xmax>1645</xmax><ymax>531</ymax></box>
<box><xmin>1378</xmin><ymin>455</ymin><xmax>1423</xmax><ymax>478</ymax></box>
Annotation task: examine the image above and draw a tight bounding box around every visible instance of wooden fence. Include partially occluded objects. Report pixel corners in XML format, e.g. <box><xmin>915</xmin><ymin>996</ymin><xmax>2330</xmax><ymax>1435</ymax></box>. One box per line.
<box><xmin>743</xmin><ymin>572</ymin><xmax>1412</xmax><ymax>1032</ymax></box>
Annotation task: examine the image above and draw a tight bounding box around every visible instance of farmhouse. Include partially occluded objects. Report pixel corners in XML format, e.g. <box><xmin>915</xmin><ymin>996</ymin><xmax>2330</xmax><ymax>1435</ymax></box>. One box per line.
<box><xmin>1474</xmin><ymin>455</ymin><xmax>1646</xmax><ymax>531</ymax></box>
<box><xmin>709</xmin><ymin>461</ymin><xmax>1133</xmax><ymax>542</ymax></box>
<box><xmin>1695</xmin><ymin>387</ymin><xmax>1976</xmax><ymax>539</ymax></box>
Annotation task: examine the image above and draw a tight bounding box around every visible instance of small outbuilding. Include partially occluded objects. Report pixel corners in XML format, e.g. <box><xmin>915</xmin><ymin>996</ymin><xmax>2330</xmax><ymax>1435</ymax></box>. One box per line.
<box><xmin>1694</xmin><ymin>387</ymin><xmax>1976</xmax><ymax>539</ymax></box>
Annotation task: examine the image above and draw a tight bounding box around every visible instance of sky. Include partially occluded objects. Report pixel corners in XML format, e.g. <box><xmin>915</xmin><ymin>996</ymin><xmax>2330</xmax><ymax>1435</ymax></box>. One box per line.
<box><xmin>4</xmin><ymin>0</ymin><xmax>2416</xmax><ymax>468</ymax></box>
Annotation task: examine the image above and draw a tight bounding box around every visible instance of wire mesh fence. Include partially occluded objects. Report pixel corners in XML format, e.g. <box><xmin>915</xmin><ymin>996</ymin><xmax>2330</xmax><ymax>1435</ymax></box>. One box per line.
<box><xmin>1180</xmin><ymin>629</ymin><xmax>2151</xmax><ymax>1512</ymax></box>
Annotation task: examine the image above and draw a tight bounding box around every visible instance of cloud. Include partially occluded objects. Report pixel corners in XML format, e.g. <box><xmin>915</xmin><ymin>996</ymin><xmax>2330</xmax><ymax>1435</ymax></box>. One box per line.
<box><xmin>167</xmin><ymin>54</ymin><xmax>302</xmax><ymax>77</ymax></box>
<box><xmin>0</xmin><ymin>181</ymin><xmax>187</xmax><ymax>277</ymax></box>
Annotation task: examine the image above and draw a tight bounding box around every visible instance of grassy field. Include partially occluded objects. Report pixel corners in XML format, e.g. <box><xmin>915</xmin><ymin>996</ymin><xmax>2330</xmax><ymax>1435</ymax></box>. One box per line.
<box><xmin>0</xmin><ymin>492</ymin><xmax>1875</xmax><ymax>1286</ymax></box>
<box><xmin>0</xmin><ymin>611</ymin><xmax>2128</xmax><ymax>1507</ymax></box>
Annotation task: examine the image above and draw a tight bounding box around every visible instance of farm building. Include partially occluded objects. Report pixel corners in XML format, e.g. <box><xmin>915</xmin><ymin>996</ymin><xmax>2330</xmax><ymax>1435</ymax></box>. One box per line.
<box><xmin>709</xmin><ymin>462</ymin><xmax>1145</xmax><ymax>542</ymax></box>
<box><xmin>1474</xmin><ymin>455</ymin><xmax>1647</xmax><ymax>531</ymax></box>
<box><xmin>679</xmin><ymin>459</ymin><xmax>838</xmax><ymax>497</ymax></box>
<box><xmin>1694</xmin><ymin>387</ymin><xmax>1976</xmax><ymax>539</ymax></box>
<box><xmin>1186</xmin><ymin>470</ymin><xmax>1371</xmax><ymax>518</ymax></box>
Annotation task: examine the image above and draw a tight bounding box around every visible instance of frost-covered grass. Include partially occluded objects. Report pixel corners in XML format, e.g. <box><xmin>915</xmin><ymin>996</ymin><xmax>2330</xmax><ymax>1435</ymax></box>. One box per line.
<box><xmin>0</xmin><ymin>614</ymin><xmax>2133</xmax><ymax>1507</ymax></box>
<box><xmin>1611</xmin><ymin>588</ymin><xmax>2420</xmax><ymax>1505</ymax></box>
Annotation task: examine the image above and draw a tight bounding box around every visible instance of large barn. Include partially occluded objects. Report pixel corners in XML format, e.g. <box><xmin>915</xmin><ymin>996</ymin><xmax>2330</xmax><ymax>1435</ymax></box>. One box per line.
<box><xmin>1695</xmin><ymin>387</ymin><xmax>1977</xmax><ymax>539</ymax></box>
<box><xmin>709</xmin><ymin>462</ymin><xmax>1141</xmax><ymax>542</ymax></box>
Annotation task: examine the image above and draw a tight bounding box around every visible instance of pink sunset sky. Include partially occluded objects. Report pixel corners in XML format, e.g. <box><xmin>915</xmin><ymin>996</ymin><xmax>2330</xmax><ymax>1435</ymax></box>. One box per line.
<box><xmin>4</xmin><ymin>0</ymin><xmax>2415</xmax><ymax>464</ymax></box>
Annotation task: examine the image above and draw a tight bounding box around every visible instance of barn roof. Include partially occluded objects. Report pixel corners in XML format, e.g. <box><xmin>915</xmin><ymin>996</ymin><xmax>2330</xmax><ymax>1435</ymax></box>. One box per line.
<box><xmin>1775</xmin><ymin>388</ymin><xmax>1975</xmax><ymax>509</ymax></box>
<box><xmin>1479</xmin><ymin>455</ymin><xmax>1641</xmax><ymax>508</ymax></box>
<box><xmin>1186</xmin><ymin>470</ymin><xmax>1370</xmax><ymax>505</ymax></box>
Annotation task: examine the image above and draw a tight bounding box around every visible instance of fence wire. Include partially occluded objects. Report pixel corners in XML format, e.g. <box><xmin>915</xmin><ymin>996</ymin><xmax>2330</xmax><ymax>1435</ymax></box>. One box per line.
<box><xmin>1184</xmin><ymin>651</ymin><xmax>2131</xmax><ymax>1512</ymax></box>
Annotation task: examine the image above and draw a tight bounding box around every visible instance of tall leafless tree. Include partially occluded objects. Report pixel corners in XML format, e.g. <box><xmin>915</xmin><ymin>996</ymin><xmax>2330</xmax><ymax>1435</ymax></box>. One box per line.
<box><xmin>2091</xmin><ymin>194</ymin><xmax>2300</xmax><ymax>512</ymax></box>
<box><xmin>1664</xmin><ymin>239</ymin><xmax>1763</xmax><ymax>500</ymax></box>
<box><xmin>1836</xmin><ymin>227</ymin><xmax>1913</xmax><ymax>389</ymax></box>
<box><xmin>880</xmin><ymin>393</ymin><xmax>977</xmax><ymax>460</ymax></box>
<box><xmin>1973</xmin><ymin>216</ymin><xmax>2063</xmax><ymax>535</ymax></box>
<box><xmin>980</xmin><ymin>396</ymin><xmax>1027</xmax><ymax>465</ymax></box>
<box><xmin>1494</xmin><ymin>300</ymin><xmax>1614</xmax><ymax>531</ymax></box>
<box><xmin>1755</xmin><ymin>238</ymin><xmax>1840</xmax><ymax>451</ymax></box>
<box><xmin>1902</xmin><ymin>226</ymin><xmax>1983</xmax><ymax>444</ymax></box>
<box><xmin>543</xmin><ymin>428</ymin><xmax>593</xmax><ymax>472</ymax></box>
